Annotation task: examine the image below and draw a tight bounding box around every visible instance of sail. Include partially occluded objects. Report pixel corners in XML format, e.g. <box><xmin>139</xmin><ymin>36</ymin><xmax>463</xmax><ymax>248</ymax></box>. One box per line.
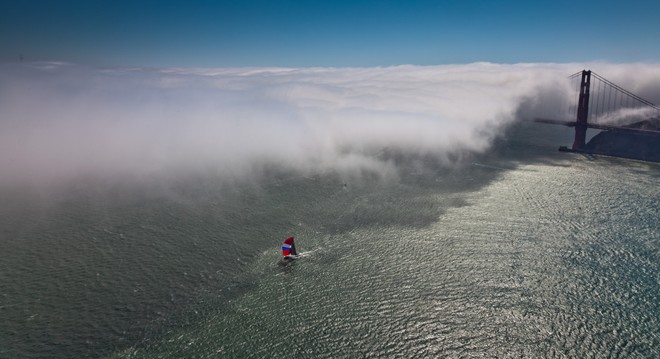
<box><xmin>282</xmin><ymin>237</ymin><xmax>297</xmax><ymax>257</ymax></box>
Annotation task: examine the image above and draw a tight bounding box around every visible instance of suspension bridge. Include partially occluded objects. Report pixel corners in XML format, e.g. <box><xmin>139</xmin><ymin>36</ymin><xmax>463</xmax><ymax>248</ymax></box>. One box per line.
<box><xmin>535</xmin><ymin>70</ymin><xmax>660</xmax><ymax>162</ymax></box>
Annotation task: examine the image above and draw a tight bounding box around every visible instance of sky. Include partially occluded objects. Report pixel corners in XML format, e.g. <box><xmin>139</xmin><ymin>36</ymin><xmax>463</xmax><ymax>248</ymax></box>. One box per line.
<box><xmin>1</xmin><ymin>0</ymin><xmax>659</xmax><ymax>67</ymax></box>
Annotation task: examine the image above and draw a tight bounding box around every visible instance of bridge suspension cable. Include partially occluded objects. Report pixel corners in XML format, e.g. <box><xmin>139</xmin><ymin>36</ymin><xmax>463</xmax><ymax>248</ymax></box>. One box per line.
<box><xmin>568</xmin><ymin>71</ymin><xmax>660</xmax><ymax>126</ymax></box>
<box><xmin>536</xmin><ymin>69</ymin><xmax>660</xmax><ymax>161</ymax></box>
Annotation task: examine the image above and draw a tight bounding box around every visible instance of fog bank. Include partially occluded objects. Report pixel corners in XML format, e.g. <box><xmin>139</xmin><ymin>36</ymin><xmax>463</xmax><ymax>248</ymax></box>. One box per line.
<box><xmin>1</xmin><ymin>62</ymin><xmax>659</xmax><ymax>188</ymax></box>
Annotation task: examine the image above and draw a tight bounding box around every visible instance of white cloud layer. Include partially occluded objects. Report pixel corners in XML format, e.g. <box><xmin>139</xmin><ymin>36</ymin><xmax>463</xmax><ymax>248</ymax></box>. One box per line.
<box><xmin>1</xmin><ymin>62</ymin><xmax>659</xmax><ymax>187</ymax></box>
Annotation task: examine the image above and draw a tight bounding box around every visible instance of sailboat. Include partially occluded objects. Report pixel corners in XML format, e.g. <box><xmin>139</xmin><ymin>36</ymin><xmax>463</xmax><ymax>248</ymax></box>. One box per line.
<box><xmin>282</xmin><ymin>236</ymin><xmax>299</xmax><ymax>260</ymax></box>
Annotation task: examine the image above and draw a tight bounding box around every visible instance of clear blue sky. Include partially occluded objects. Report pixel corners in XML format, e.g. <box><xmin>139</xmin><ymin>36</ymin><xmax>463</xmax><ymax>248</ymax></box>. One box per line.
<box><xmin>1</xmin><ymin>0</ymin><xmax>659</xmax><ymax>67</ymax></box>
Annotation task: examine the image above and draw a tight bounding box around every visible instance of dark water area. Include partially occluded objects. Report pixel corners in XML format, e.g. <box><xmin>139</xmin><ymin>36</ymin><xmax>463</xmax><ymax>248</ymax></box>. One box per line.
<box><xmin>1</xmin><ymin>122</ymin><xmax>658</xmax><ymax>358</ymax></box>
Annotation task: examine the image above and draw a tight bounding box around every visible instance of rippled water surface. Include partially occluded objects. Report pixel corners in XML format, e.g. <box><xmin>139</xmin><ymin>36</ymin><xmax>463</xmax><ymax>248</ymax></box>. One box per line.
<box><xmin>1</xmin><ymin>125</ymin><xmax>658</xmax><ymax>358</ymax></box>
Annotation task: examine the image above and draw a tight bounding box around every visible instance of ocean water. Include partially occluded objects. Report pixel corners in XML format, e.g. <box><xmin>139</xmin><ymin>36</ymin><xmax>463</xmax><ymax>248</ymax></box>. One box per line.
<box><xmin>1</xmin><ymin>123</ymin><xmax>658</xmax><ymax>358</ymax></box>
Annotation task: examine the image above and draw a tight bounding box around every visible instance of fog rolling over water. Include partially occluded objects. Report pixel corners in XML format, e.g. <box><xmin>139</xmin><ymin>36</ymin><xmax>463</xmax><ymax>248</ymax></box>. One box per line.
<box><xmin>3</xmin><ymin>61</ymin><xmax>660</xmax><ymax>188</ymax></box>
<box><xmin>0</xmin><ymin>63</ymin><xmax>659</xmax><ymax>358</ymax></box>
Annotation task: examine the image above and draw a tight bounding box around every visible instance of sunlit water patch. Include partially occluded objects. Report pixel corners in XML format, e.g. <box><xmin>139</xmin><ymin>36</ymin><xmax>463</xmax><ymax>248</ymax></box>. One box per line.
<box><xmin>103</xmin><ymin>158</ymin><xmax>658</xmax><ymax>358</ymax></box>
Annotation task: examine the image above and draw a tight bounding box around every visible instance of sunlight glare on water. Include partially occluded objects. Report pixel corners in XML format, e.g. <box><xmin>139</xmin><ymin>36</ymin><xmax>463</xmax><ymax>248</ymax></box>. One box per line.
<box><xmin>108</xmin><ymin>157</ymin><xmax>659</xmax><ymax>358</ymax></box>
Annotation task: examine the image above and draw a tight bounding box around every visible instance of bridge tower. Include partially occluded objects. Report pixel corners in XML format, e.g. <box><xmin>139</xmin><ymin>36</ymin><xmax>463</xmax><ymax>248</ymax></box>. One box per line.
<box><xmin>572</xmin><ymin>70</ymin><xmax>591</xmax><ymax>150</ymax></box>
<box><xmin>573</xmin><ymin>70</ymin><xmax>591</xmax><ymax>150</ymax></box>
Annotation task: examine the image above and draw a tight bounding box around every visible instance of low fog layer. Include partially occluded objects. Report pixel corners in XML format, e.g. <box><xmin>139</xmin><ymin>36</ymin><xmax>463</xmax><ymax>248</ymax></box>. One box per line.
<box><xmin>1</xmin><ymin>62</ymin><xmax>659</xmax><ymax>187</ymax></box>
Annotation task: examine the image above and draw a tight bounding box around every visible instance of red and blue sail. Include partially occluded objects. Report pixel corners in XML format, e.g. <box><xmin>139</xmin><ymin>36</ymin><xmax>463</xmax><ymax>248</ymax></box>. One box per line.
<box><xmin>282</xmin><ymin>237</ymin><xmax>297</xmax><ymax>257</ymax></box>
